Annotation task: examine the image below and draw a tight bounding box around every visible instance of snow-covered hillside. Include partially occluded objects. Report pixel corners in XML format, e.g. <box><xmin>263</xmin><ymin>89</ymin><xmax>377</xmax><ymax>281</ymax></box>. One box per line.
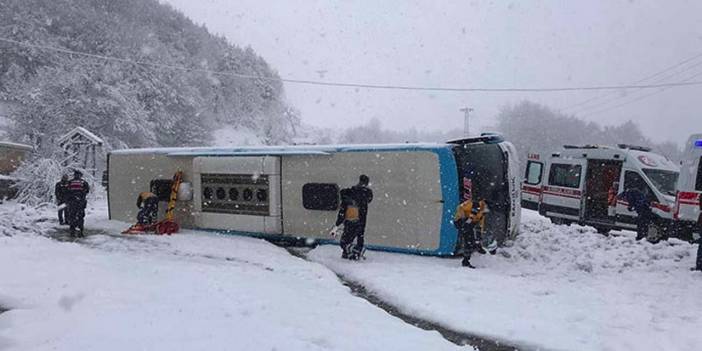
<box><xmin>1</xmin><ymin>201</ymin><xmax>701</xmax><ymax>351</ymax></box>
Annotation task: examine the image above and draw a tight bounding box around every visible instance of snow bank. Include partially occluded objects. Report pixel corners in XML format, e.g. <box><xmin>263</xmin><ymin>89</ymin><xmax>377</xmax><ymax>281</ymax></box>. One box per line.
<box><xmin>308</xmin><ymin>210</ymin><xmax>702</xmax><ymax>351</ymax></box>
<box><xmin>0</xmin><ymin>201</ymin><xmax>465</xmax><ymax>351</ymax></box>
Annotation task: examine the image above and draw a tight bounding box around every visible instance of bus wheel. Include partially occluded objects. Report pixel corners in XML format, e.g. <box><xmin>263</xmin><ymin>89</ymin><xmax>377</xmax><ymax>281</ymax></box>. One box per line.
<box><xmin>550</xmin><ymin>217</ymin><xmax>564</xmax><ymax>225</ymax></box>
<box><xmin>646</xmin><ymin>223</ymin><xmax>666</xmax><ymax>243</ymax></box>
<box><xmin>595</xmin><ymin>227</ymin><xmax>611</xmax><ymax>236</ymax></box>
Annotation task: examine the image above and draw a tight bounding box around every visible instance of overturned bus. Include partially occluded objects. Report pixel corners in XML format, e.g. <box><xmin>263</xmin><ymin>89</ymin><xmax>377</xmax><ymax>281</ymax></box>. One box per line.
<box><xmin>107</xmin><ymin>135</ymin><xmax>521</xmax><ymax>256</ymax></box>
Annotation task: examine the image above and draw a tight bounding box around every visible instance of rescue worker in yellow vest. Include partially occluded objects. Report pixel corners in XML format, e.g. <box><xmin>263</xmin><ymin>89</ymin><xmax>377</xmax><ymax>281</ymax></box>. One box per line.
<box><xmin>454</xmin><ymin>199</ymin><xmax>487</xmax><ymax>268</ymax></box>
<box><xmin>136</xmin><ymin>191</ymin><xmax>159</xmax><ymax>226</ymax></box>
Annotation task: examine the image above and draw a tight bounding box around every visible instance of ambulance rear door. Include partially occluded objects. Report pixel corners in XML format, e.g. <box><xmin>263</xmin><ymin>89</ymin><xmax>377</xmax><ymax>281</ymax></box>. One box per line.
<box><xmin>540</xmin><ymin>157</ymin><xmax>586</xmax><ymax>222</ymax></box>
<box><xmin>521</xmin><ymin>153</ymin><xmax>544</xmax><ymax>211</ymax></box>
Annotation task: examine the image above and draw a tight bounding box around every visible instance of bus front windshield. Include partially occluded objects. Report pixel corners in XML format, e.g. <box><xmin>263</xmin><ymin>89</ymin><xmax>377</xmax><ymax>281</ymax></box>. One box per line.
<box><xmin>642</xmin><ymin>169</ymin><xmax>679</xmax><ymax>197</ymax></box>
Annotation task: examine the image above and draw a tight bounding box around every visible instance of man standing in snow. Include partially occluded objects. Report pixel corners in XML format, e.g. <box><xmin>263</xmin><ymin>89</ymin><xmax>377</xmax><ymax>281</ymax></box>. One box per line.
<box><xmin>617</xmin><ymin>186</ymin><xmax>652</xmax><ymax>241</ymax></box>
<box><xmin>453</xmin><ymin>199</ymin><xmax>487</xmax><ymax>268</ymax></box>
<box><xmin>332</xmin><ymin>175</ymin><xmax>373</xmax><ymax>260</ymax></box>
<box><xmin>65</xmin><ymin>170</ymin><xmax>90</xmax><ymax>237</ymax></box>
<box><xmin>694</xmin><ymin>199</ymin><xmax>702</xmax><ymax>271</ymax></box>
<box><xmin>54</xmin><ymin>174</ymin><xmax>69</xmax><ymax>225</ymax></box>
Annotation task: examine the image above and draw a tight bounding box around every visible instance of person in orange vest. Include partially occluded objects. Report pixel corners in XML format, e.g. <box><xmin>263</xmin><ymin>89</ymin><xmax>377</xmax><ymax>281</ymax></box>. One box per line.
<box><xmin>454</xmin><ymin>199</ymin><xmax>487</xmax><ymax>268</ymax></box>
<box><xmin>136</xmin><ymin>191</ymin><xmax>159</xmax><ymax>226</ymax></box>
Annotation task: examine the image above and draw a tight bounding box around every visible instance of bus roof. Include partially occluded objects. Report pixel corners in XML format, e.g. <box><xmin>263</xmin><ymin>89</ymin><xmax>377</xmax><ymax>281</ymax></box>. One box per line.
<box><xmin>109</xmin><ymin>143</ymin><xmax>456</xmax><ymax>157</ymax></box>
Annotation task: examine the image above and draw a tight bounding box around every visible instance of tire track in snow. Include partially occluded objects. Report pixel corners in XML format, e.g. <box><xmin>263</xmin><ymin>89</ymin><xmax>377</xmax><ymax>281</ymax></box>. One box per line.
<box><xmin>286</xmin><ymin>248</ymin><xmax>524</xmax><ymax>351</ymax></box>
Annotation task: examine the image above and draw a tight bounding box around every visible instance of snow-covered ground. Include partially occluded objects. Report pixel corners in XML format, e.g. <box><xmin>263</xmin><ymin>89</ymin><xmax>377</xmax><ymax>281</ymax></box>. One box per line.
<box><xmin>0</xmin><ymin>202</ymin><xmax>464</xmax><ymax>351</ymax></box>
<box><xmin>309</xmin><ymin>210</ymin><xmax>702</xmax><ymax>351</ymax></box>
<box><xmin>2</xmin><ymin>201</ymin><xmax>701</xmax><ymax>351</ymax></box>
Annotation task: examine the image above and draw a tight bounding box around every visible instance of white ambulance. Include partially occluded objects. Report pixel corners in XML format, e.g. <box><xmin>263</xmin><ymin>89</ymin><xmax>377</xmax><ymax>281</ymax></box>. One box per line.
<box><xmin>673</xmin><ymin>134</ymin><xmax>702</xmax><ymax>238</ymax></box>
<box><xmin>521</xmin><ymin>144</ymin><xmax>680</xmax><ymax>240</ymax></box>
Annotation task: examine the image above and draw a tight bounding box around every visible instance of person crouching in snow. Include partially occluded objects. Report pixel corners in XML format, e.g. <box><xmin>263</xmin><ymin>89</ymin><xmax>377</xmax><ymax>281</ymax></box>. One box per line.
<box><xmin>331</xmin><ymin>175</ymin><xmax>373</xmax><ymax>260</ymax></box>
<box><xmin>136</xmin><ymin>191</ymin><xmax>159</xmax><ymax>226</ymax></box>
<box><xmin>453</xmin><ymin>199</ymin><xmax>487</xmax><ymax>268</ymax></box>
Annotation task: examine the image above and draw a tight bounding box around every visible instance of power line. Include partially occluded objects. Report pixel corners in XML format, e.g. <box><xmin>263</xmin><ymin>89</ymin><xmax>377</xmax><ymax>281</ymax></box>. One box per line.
<box><xmin>574</xmin><ymin>61</ymin><xmax>702</xmax><ymax>115</ymax></box>
<box><xmin>581</xmin><ymin>70</ymin><xmax>702</xmax><ymax>117</ymax></box>
<box><xmin>3</xmin><ymin>36</ymin><xmax>702</xmax><ymax>93</ymax></box>
<box><xmin>562</xmin><ymin>51</ymin><xmax>702</xmax><ymax>113</ymax></box>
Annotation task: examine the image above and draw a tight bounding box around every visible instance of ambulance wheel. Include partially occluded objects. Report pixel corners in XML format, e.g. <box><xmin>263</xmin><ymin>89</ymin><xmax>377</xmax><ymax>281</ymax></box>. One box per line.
<box><xmin>646</xmin><ymin>223</ymin><xmax>665</xmax><ymax>243</ymax></box>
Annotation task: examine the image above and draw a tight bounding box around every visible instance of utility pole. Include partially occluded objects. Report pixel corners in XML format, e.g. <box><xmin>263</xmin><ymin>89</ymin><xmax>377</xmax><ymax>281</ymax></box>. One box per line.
<box><xmin>460</xmin><ymin>107</ymin><xmax>474</xmax><ymax>136</ymax></box>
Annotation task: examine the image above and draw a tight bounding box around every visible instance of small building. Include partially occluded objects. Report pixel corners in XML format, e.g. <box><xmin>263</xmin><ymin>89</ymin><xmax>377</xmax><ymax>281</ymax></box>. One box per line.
<box><xmin>57</xmin><ymin>127</ymin><xmax>104</xmax><ymax>176</ymax></box>
<box><xmin>0</xmin><ymin>141</ymin><xmax>33</xmax><ymax>199</ymax></box>
<box><xmin>0</xmin><ymin>141</ymin><xmax>32</xmax><ymax>175</ymax></box>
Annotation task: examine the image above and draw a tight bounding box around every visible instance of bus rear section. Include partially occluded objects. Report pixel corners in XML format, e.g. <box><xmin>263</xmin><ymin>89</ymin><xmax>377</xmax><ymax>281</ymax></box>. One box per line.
<box><xmin>451</xmin><ymin>137</ymin><xmax>519</xmax><ymax>246</ymax></box>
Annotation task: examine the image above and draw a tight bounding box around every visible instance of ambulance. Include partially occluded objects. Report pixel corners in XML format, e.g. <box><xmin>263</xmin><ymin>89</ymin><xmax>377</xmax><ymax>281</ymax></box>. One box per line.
<box><xmin>673</xmin><ymin>134</ymin><xmax>702</xmax><ymax>238</ymax></box>
<box><xmin>521</xmin><ymin>144</ymin><xmax>679</xmax><ymax>240</ymax></box>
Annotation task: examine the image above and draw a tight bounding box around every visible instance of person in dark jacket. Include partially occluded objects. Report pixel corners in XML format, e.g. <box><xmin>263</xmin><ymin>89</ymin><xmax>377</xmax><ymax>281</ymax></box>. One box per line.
<box><xmin>137</xmin><ymin>191</ymin><xmax>159</xmax><ymax>225</ymax></box>
<box><xmin>617</xmin><ymin>187</ymin><xmax>652</xmax><ymax>241</ymax></box>
<box><xmin>65</xmin><ymin>170</ymin><xmax>90</xmax><ymax>237</ymax></box>
<box><xmin>54</xmin><ymin>174</ymin><xmax>69</xmax><ymax>225</ymax></box>
<box><xmin>333</xmin><ymin>175</ymin><xmax>373</xmax><ymax>260</ymax></box>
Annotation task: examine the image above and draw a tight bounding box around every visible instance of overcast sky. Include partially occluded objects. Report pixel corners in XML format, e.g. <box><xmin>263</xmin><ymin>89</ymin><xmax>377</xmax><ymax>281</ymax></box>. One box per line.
<box><xmin>162</xmin><ymin>0</ymin><xmax>701</xmax><ymax>143</ymax></box>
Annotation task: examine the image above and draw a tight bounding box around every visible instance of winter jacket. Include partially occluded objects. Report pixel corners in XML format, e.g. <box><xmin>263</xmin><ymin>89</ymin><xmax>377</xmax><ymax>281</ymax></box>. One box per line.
<box><xmin>137</xmin><ymin>191</ymin><xmax>158</xmax><ymax>208</ymax></box>
<box><xmin>336</xmin><ymin>185</ymin><xmax>373</xmax><ymax>226</ymax></box>
<box><xmin>453</xmin><ymin>200</ymin><xmax>487</xmax><ymax>231</ymax></box>
<box><xmin>54</xmin><ymin>180</ymin><xmax>69</xmax><ymax>203</ymax></box>
<box><xmin>67</xmin><ymin>178</ymin><xmax>90</xmax><ymax>202</ymax></box>
<box><xmin>617</xmin><ymin>189</ymin><xmax>650</xmax><ymax>214</ymax></box>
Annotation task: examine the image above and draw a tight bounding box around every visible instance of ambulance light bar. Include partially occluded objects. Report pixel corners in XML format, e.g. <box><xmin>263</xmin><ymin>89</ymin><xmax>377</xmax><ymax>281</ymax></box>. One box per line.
<box><xmin>563</xmin><ymin>145</ymin><xmax>600</xmax><ymax>149</ymax></box>
<box><xmin>617</xmin><ymin>144</ymin><xmax>652</xmax><ymax>152</ymax></box>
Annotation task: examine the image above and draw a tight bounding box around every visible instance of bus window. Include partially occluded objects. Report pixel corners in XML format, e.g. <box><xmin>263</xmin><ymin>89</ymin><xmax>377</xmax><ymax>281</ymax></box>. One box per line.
<box><xmin>525</xmin><ymin>161</ymin><xmax>543</xmax><ymax>185</ymax></box>
<box><xmin>302</xmin><ymin>183</ymin><xmax>340</xmax><ymax>211</ymax></box>
<box><xmin>697</xmin><ymin>157</ymin><xmax>702</xmax><ymax>191</ymax></box>
<box><xmin>624</xmin><ymin>171</ymin><xmax>656</xmax><ymax>202</ymax></box>
<box><xmin>548</xmin><ymin>164</ymin><xmax>581</xmax><ymax>188</ymax></box>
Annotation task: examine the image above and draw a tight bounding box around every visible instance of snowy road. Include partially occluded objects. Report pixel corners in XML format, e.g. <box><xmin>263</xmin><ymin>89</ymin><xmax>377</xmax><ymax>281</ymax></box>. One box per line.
<box><xmin>2</xmin><ymin>202</ymin><xmax>701</xmax><ymax>351</ymax></box>
<box><xmin>0</xmin><ymin>203</ymin><xmax>466</xmax><ymax>351</ymax></box>
<box><xmin>309</xmin><ymin>210</ymin><xmax>702</xmax><ymax>351</ymax></box>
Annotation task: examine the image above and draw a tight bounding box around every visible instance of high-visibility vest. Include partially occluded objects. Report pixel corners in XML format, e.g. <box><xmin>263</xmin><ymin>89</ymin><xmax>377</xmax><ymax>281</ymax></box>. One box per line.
<box><xmin>454</xmin><ymin>200</ymin><xmax>486</xmax><ymax>230</ymax></box>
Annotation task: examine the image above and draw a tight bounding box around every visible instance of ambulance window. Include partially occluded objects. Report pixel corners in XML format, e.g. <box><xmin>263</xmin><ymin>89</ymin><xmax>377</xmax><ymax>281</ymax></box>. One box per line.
<box><xmin>525</xmin><ymin>161</ymin><xmax>543</xmax><ymax>185</ymax></box>
<box><xmin>624</xmin><ymin>171</ymin><xmax>656</xmax><ymax>202</ymax></box>
<box><xmin>548</xmin><ymin>164</ymin><xmax>581</xmax><ymax>188</ymax></box>
<box><xmin>302</xmin><ymin>183</ymin><xmax>340</xmax><ymax>211</ymax></box>
<box><xmin>696</xmin><ymin>157</ymin><xmax>702</xmax><ymax>191</ymax></box>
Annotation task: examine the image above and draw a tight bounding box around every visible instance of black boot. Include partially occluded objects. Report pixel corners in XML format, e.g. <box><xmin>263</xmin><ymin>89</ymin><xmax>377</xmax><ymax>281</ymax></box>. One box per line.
<box><xmin>69</xmin><ymin>226</ymin><xmax>76</xmax><ymax>237</ymax></box>
<box><xmin>461</xmin><ymin>257</ymin><xmax>475</xmax><ymax>269</ymax></box>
